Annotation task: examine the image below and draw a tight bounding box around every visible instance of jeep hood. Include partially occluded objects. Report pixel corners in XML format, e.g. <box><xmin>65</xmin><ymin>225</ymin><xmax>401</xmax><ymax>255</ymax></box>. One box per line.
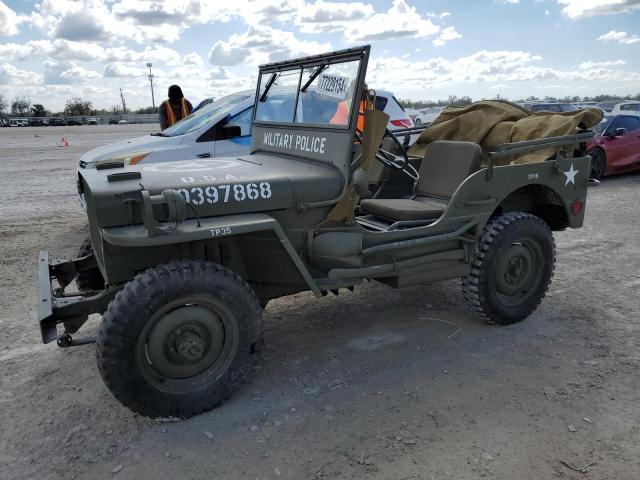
<box><xmin>80</xmin><ymin>154</ymin><xmax>343</xmax><ymax>228</ymax></box>
<box><xmin>78</xmin><ymin>133</ymin><xmax>184</xmax><ymax>167</ymax></box>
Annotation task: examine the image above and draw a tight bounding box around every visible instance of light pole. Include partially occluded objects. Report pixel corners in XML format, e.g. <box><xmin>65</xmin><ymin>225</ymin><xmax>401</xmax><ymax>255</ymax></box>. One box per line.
<box><xmin>146</xmin><ymin>62</ymin><xmax>156</xmax><ymax>110</ymax></box>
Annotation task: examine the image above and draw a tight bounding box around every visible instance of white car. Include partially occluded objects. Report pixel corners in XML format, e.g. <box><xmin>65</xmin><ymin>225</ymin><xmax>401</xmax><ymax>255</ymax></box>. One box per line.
<box><xmin>78</xmin><ymin>88</ymin><xmax>412</xmax><ymax>170</ymax></box>
<box><xmin>117</xmin><ymin>120</ymin><xmax>128</xmax><ymax>125</ymax></box>
<box><xmin>413</xmin><ymin>107</ymin><xmax>444</xmax><ymax>127</ymax></box>
<box><xmin>611</xmin><ymin>101</ymin><xmax>640</xmax><ymax>117</ymax></box>
<box><xmin>87</xmin><ymin>118</ymin><xmax>98</xmax><ymax>125</ymax></box>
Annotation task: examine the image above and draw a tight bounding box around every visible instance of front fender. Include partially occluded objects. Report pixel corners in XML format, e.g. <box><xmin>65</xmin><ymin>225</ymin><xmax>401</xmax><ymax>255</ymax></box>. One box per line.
<box><xmin>100</xmin><ymin>213</ymin><xmax>322</xmax><ymax>298</ymax></box>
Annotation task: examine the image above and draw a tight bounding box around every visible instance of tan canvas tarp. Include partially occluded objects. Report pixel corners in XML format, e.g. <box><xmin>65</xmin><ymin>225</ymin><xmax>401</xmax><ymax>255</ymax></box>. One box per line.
<box><xmin>407</xmin><ymin>100</ymin><xmax>603</xmax><ymax>164</ymax></box>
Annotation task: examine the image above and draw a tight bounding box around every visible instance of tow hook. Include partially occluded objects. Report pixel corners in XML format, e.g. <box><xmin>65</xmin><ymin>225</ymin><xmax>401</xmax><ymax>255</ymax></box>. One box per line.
<box><xmin>56</xmin><ymin>333</ymin><xmax>96</xmax><ymax>348</ymax></box>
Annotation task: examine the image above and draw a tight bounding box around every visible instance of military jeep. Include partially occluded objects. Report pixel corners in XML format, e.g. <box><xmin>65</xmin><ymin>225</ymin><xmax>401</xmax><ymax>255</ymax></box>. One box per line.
<box><xmin>39</xmin><ymin>46</ymin><xmax>593</xmax><ymax>418</ymax></box>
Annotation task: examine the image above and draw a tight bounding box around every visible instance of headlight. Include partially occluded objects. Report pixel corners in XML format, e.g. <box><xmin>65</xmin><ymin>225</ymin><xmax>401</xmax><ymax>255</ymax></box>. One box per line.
<box><xmin>95</xmin><ymin>151</ymin><xmax>150</xmax><ymax>168</ymax></box>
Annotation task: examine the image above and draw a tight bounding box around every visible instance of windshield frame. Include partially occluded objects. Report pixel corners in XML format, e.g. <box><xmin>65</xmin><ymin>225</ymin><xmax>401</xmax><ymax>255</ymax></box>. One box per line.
<box><xmin>252</xmin><ymin>48</ymin><xmax>369</xmax><ymax>132</ymax></box>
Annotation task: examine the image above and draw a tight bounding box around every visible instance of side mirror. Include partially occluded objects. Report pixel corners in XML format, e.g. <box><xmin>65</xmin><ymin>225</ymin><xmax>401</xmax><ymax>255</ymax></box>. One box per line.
<box><xmin>221</xmin><ymin>123</ymin><xmax>241</xmax><ymax>139</ymax></box>
<box><xmin>615</xmin><ymin>127</ymin><xmax>627</xmax><ymax>136</ymax></box>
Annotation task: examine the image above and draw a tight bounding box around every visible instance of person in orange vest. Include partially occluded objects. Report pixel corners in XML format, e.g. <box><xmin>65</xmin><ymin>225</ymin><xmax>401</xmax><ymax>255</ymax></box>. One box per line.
<box><xmin>330</xmin><ymin>82</ymin><xmax>369</xmax><ymax>132</ymax></box>
<box><xmin>159</xmin><ymin>85</ymin><xmax>193</xmax><ymax>130</ymax></box>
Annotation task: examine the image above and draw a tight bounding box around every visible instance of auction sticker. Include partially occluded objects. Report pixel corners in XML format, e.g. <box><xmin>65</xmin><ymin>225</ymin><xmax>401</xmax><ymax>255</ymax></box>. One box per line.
<box><xmin>317</xmin><ymin>74</ymin><xmax>350</xmax><ymax>99</ymax></box>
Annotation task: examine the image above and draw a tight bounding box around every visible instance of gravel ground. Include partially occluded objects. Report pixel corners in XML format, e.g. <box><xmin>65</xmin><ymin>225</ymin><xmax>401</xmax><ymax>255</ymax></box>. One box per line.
<box><xmin>1</xmin><ymin>125</ymin><xmax>639</xmax><ymax>480</ymax></box>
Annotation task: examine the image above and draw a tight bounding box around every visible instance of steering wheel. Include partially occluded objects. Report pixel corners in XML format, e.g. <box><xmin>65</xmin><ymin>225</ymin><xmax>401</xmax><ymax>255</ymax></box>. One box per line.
<box><xmin>354</xmin><ymin>128</ymin><xmax>408</xmax><ymax>168</ymax></box>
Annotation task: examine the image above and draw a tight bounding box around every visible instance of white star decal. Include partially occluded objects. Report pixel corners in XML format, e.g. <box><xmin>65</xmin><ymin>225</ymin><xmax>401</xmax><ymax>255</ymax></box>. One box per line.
<box><xmin>563</xmin><ymin>163</ymin><xmax>578</xmax><ymax>186</ymax></box>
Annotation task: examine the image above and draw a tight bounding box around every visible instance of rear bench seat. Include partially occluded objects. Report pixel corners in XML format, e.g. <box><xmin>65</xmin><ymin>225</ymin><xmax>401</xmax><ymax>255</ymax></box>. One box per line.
<box><xmin>359</xmin><ymin>140</ymin><xmax>483</xmax><ymax>222</ymax></box>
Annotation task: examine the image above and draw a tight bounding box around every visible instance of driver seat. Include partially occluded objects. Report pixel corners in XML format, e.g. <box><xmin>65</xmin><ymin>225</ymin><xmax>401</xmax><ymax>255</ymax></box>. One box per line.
<box><xmin>359</xmin><ymin>141</ymin><xmax>483</xmax><ymax>222</ymax></box>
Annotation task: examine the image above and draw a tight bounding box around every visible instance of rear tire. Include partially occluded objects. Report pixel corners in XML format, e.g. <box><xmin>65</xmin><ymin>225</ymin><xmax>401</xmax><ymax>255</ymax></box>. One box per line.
<box><xmin>462</xmin><ymin>212</ymin><xmax>555</xmax><ymax>325</ymax></box>
<box><xmin>588</xmin><ymin>148</ymin><xmax>606</xmax><ymax>180</ymax></box>
<box><xmin>96</xmin><ymin>260</ymin><xmax>263</xmax><ymax>418</ymax></box>
<box><xmin>75</xmin><ymin>236</ymin><xmax>105</xmax><ymax>291</ymax></box>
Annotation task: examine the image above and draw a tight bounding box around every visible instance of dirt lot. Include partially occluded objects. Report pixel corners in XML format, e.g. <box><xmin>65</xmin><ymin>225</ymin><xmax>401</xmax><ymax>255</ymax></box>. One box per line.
<box><xmin>1</xmin><ymin>125</ymin><xmax>639</xmax><ymax>480</ymax></box>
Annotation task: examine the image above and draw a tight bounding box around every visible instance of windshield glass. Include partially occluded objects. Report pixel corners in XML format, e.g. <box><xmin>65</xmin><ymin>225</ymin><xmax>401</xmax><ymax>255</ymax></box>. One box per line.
<box><xmin>594</xmin><ymin>116</ymin><xmax>613</xmax><ymax>134</ymax></box>
<box><xmin>161</xmin><ymin>93</ymin><xmax>251</xmax><ymax>137</ymax></box>
<box><xmin>254</xmin><ymin>57</ymin><xmax>360</xmax><ymax>127</ymax></box>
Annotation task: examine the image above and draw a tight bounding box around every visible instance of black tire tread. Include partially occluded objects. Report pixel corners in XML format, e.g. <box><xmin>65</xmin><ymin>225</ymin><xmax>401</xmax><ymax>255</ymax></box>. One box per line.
<box><xmin>96</xmin><ymin>260</ymin><xmax>262</xmax><ymax>418</ymax></box>
<box><xmin>461</xmin><ymin>212</ymin><xmax>556</xmax><ymax>325</ymax></box>
<box><xmin>75</xmin><ymin>236</ymin><xmax>105</xmax><ymax>291</ymax></box>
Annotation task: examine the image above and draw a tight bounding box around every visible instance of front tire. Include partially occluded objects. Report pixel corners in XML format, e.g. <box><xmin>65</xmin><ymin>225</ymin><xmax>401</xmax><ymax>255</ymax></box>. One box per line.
<box><xmin>96</xmin><ymin>260</ymin><xmax>262</xmax><ymax>418</ymax></box>
<box><xmin>75</xmin><ymin>236</ymin><xmax>105</xmax><ymax>291</ymax></box>
<box><xmin>462</xmin><ymin>212</ymin><xmax>556</xmax><ymax>325</ymax></box>
<box><xmin>588</xmin><ymin>148</ymin><xmax>606</xmax><ymax>180</ymax></box>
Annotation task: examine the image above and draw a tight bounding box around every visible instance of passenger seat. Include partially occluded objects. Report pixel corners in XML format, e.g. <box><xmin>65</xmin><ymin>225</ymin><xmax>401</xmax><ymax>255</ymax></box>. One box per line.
<box><xmin>359</xmin><ymin>141</ymin><xmax>483</xmax><ymax>222</ymax></box>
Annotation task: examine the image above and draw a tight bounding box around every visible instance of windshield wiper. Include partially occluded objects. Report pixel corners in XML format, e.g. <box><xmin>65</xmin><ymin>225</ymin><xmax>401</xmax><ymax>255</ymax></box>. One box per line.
<box><xmin>150</xmin><ymin>132</ymin><xmax>168</xmax><ymax>136</ymax></box>
<box><xmin>301</xmin><ymin>63</ymin><xmax>327</xmax><ymax>93</ymax></box>
<box><xmin>259</xmin><ymin>73</ymin><xmax>278</xmax><ymax>102</ymax></box>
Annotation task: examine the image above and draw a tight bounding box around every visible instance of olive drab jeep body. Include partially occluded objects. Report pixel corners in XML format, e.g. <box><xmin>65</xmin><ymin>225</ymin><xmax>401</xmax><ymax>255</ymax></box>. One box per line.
<box><xmin>38</xmin><ymin>46</ymin><xmax>594</xmax><ymax>418</ymax></box>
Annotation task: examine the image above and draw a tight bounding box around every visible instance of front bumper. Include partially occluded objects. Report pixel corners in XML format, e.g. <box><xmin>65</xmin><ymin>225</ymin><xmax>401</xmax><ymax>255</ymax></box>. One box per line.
<box><xmin>38</xmin><ymin>251</ymin><xmax>115</xmax><ymax>344</ymax></box>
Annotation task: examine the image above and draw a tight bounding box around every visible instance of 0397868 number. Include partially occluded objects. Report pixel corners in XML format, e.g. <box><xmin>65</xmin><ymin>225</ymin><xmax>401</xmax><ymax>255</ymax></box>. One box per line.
<box><xmin>177</xmin><ymin>182</ymin><xmax>272</xmax><ymax>206</ymax></box>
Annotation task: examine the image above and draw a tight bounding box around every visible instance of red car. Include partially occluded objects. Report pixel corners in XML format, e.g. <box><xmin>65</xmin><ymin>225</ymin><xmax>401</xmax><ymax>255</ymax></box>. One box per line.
<box><xmin>587</xmin><ymin>114</ymin><xmax>640</xmax><ymax>179</ymax></box>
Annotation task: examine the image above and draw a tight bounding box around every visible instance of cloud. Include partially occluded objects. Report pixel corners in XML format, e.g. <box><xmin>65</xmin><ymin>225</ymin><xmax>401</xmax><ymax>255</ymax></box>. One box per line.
<box><xmin>368</xmin><ymin>49</ymin><xmax>640</xmax><ymax>94</ymax></box>
<box><xmin>433</xmin><ymin>26</ymin><xmax>462</xmax><ymax>47</ymax></box>
<box><xmin>208</xmin><ymin>24</ymin><xmax>331</xmax><ymax>67</ymax></box>
<box><xmin>103</xmin><ymin>63</ymin><xmax>149</xmax><ymax>78</ymax></box>
<box><xmin>0</xmin><ymin>63</ymin><xmax>42</xmax><ymax>85</ymax></box>
<box><xmin>44</xmin><ymin>59</ymin><xmax>101</xmax><ymax>84</ymax></box>
<box><xmin>293</xmin><ymin>1</ymin><xmax>375</xmax><ymax>33</ymax></box>
<box><xmin>183</xmin><ymin>52</ymin><xmax>205</xmax><ymax>66</ymax></box>
<box><xmin>558</xmin><ymin>0</ymin><xmax>640</xmax><ymax>18</ymax></box>
<box><xmin>0</xmin><ymin>1</ymin><xmax>20</xmax><ymax>36</ymax></box>
<box><xmin>54</xmin><ymin>11</ymin><xmax>109</xmax><ymax>41</ymax></box>
<box><xmin>579</xmin><ymin>59</ymin><xmax>626</xmax><ymax>69</ymax></box>
<box><xmin>598</xmin><ymin>30</ymin><xmax>640</xmax><ymax>44</ymax></box>
<box><xmin>342</xmin><ymin>0</ymin><xmax>440</xmax><ymax>42</ymax></box>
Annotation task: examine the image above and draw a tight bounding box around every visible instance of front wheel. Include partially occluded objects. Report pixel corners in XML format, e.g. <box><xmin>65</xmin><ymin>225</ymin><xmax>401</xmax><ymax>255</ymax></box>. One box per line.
<box><xmin>96</xmin><ymin>260</ymin><xmax>262</xmax><ymax>418</ymax></box>
<box><xmin>588</xmin><ymin>148</ymin><xmax>606</xmax><ymax>180</ymax></box>
<box><xmin>462</xmin><ymin>212</ymin><xmax>555</xmax><ymax>325</ymax></box>
<box><xmin>75</xmin><ymin>236</ymin><xmax>105</xmax><ymax>291</ymax></box>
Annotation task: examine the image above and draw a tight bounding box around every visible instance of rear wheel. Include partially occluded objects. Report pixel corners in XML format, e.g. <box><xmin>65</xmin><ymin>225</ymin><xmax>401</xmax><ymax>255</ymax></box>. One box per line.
<box><xmin>75</xmin><ymin>236</ymin><xmax>105</xmax><ymax>291</ymax></box>
<box><xmin>588</xmin><ymin>148</ymin><xmax>606</xmax><ymax>180</ymax></box>
<box><xmin>96</xmin><ymin>260</ymin><xmax>262</xmax><ymax>418</ymax></box>
<box><xmin>462</xmin><ymin>212</ymin><xmax>555</xmax><ymax>325</ymax></box>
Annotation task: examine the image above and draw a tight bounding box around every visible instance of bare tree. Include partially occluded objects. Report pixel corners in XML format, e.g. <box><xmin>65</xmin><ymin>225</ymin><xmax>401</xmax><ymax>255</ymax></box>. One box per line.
<box><xmin>64</xmin><ymin>97</ymin><xmax>94</xmax><ymax>116</ymax></box>
<box><xmin>0</xmin><ymin>94</ymin><xmax>7</xmax><ymax>115</ymax></box>
<box><xmin>31</xmin><ymin>104</ymin><xmax>47</xmax><ymax>117</ymax></box>
<box><xmin>11</xmin><ymin>97</ymin><xmax>32</xmax><ymax>116</ymax></box>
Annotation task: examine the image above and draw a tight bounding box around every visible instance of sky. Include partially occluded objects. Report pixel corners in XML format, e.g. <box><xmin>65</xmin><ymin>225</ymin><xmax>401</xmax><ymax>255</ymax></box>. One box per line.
<box><xmin>0</xmin><ymin>0</ymin><xmax>639</xmax><ymax>111</ymax></box>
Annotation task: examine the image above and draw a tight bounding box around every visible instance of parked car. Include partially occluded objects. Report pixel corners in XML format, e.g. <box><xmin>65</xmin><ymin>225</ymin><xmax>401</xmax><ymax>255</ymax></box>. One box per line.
<box><xmin>48</xmin><ymin>117</ymin><xmax>68</xmax><ymax>126</ymax></box>
<box><xmin>587</xmin><ymin>114</ymin><xmax>640</xmax><ymax>179</ymax></box>
<box><xmin>8</xmin><ymin>119</ymin><xmax>21</xmax><ymax>127</ymax></box>
<box><xmin>29</xmin><ymin>118</ymin><xmax>49</xmax><ymax>126</ymax></box>
<box><xmin>87</xmin><ymin>118</ymin><xmax>98</xmax><ymax>125</ymax></box>
<box><xmin>67</xmin><ymin>119</ymin><xmax>82</xmax><ymax>126</ymax></box>
<box><xmin>573</xmin><ymin>101</ymin><xmax>598</xmax><ymax>109</ymax></box>
<box><xmin>529</xmin><ymin>103</ymin><xmax>578</xmax><ymax>113</ymax></box>
<box><xmin>0</xmin><ymin>119</ymin><xmax>9</xmax><ymax>127</ymax></box>
<box><xmin>118</xmin><ymin>119</ymin><xmax>128</xmax><ymax>125</ymax></box>
<box><xmin>611</xmin><ymin>101</ymin><xmax>640</xmax><ymax>117</ymax></box>
<box><xmin>413</xmin><ymin>106</ymin><xmax>444</xmax><ymax>126</ymax></box>
<box><xmin>108</xmin><ymin>118</ymin><xmax>118</xmax><ymax>125</ymax></box>
<box><xmin>595</xmin><ymin>101</ymin><xmax>619</xmax><ymax>112</ymax></box>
